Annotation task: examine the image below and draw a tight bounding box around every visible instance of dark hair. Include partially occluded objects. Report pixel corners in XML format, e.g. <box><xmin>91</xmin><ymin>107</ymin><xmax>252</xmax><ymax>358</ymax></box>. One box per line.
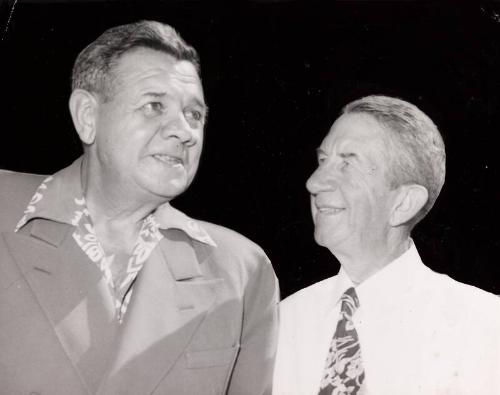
<box><xmin>71</xmin><ymin>20</ymin><xmax>200</xmax><ymax>101</ymax></box>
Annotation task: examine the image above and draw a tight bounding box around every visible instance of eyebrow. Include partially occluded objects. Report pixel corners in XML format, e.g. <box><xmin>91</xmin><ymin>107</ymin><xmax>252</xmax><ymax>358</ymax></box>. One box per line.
<box><xmin>314</xmin><ymin>148</ymin><xmax>360</xmax><ymax>164</ymax></box>
<box><xmin>339</xmin><ymin>152</ymin><xmax>357</xmax><ymax>159</ymax></box>
<box><xmin>316</xmin><ymin>147</ymin><xmax>327</xmax><ymax>157</ymax></box>
<box><xmin>142</xmin><ymin>92</ymin><xmax>166</xmax><ymax>98</ymax></box>
<box><xmin>140</xmin><ymin>92</ymin><xmax>209</xmax><ymax>113</ymax></box>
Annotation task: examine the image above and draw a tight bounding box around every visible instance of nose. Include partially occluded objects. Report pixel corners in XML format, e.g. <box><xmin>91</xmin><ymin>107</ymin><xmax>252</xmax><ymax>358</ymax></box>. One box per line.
<box><xmin>159</xmin><ymin>112</ymin><xmax>196</xmax><ymax>145</ymax></box>
<box><xmin>306</xmin><ymin>166</ymin><xmax>336</xmax><ymax>195</ymax></box>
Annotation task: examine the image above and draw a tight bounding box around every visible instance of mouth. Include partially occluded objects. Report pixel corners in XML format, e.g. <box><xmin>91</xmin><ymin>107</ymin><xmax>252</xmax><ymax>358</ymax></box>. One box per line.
<box><xmin>317</xmin><ymin>206</ymin><xmax>345</xmax><ymax>215</ymax></box>
<box><xmin>152</xmin><ymin>154</ymin><xmax>184</xmax><ymax>167</ymax></box>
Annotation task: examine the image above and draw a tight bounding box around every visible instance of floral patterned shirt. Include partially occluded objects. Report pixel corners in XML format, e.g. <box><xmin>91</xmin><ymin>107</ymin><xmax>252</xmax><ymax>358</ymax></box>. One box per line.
<box><xmin>15</xmin><ymin>157</ymin><xmax>216</xmax><ymax>323</ymax></box>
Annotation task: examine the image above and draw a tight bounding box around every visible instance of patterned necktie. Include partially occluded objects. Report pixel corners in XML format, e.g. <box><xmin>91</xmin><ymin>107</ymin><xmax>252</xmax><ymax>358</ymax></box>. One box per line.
<box><xmin>318</xmin><ymin>287</ymin><xmax>365</xmax><ymax>395</ymax></box>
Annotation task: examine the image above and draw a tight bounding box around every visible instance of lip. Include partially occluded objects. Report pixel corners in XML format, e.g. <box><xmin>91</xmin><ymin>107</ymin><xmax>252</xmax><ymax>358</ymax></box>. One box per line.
<box><xmin>316</xmin><ymin>207</ymin><xmax>345</xmax><ymax>215</ymax></box>
<box><xmin>313</xmin><ymin>197</ymin><xmax>346</xmax><ymax>214</ymax></box>
<box><xmin>151</xmin><ymin>153</ymin><xmax>185</xmax><ymax>166</ymax></box>
<box><xmin>314</xmin><ymin>199</ymin><xmax>345</xmax><ymax>211</ymax></box>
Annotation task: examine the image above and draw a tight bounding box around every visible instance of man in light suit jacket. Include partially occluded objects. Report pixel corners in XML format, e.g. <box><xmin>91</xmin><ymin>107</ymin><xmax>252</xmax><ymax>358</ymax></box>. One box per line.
<box><xmin>0</xmin><ymin>20</ymin><xmax>278</xmax><ymax>394</ymax></box>
<box><xmin>273</xmin><ymin>95</ymin><xmax>500</xmax><ymax>395</ymax></box>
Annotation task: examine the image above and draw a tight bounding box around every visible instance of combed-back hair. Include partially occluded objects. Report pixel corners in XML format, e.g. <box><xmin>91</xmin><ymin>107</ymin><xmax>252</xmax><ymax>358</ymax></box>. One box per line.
<box><xmin>343</xmin><ymin>95</ymin><xmax>446</xmax><ymax>225</ymax></box>
<box><xmin>71</xmin><ymin>20</ymin><xmax>200</xmax><ymax>101</ymax></box>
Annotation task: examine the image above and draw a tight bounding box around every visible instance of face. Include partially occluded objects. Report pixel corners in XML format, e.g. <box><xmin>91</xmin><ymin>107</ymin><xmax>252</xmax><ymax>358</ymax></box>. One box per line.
<box><xmin>306</xmin><ymin>113</ymin><xmax>399</xmax><ymax>256</ymax></box>
<box><xmin>89</xmin><ymin>47</ymin><xmax>206</xmax><ymax>204</ymax></box>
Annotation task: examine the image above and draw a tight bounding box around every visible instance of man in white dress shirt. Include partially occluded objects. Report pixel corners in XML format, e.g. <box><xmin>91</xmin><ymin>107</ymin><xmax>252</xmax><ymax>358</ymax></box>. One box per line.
<box><xmin>273</xmin><ymin>95</ymin><xmax>500</xmax><ymax>395</ymax></box>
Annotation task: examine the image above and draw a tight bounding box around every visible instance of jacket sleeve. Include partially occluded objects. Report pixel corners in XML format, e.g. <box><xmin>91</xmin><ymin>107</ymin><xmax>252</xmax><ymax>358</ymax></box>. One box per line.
<box><xmin>226</xmin><ymin>252</ymin><xmax>280</xmax><ymax>395</ymax></box>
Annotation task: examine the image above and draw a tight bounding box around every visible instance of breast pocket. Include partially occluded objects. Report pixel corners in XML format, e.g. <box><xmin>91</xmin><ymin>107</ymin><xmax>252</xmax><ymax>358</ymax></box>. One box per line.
<box><xmin>184</xmin><ymin>345</ymin><xmax>240</xmax><ymax>394</ymax></box>
<box><xmin>186</xmin><ymin>344</ymin><xmax>240</xmax><ymax>369</ymax></box>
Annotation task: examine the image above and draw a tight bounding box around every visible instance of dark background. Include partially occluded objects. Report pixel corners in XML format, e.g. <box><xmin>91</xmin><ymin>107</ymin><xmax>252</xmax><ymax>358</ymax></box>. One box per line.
<box><xmin>1</xmin><ymin>0</ymin><xmax>500</xmax><ymax>298</ymax></box>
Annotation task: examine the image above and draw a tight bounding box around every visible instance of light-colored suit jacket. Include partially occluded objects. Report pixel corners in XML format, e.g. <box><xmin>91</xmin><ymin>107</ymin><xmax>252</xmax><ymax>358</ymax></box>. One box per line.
<box><xmin>0</xmin><ymin>169</ymin><xmax>279</xmax><ymax>395</ymax></box>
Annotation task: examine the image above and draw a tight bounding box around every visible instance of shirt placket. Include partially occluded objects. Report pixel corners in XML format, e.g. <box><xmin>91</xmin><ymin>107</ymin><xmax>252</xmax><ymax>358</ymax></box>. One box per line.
<box><xmin>72</xmin><ymin>200</ymin><xmax>163</xmax><ymax>323</ymax></box>
<box><xmin>115</xmin><ymin>214</ymin><xmax>163</xmax><ymax>322</ymax></box>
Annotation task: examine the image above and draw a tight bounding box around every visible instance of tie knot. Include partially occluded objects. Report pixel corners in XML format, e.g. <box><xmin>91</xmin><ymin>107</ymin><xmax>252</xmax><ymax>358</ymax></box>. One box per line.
<box><xmin>340</xmin><ymin>287</ymin><xmax>359</xmax><ymax>317</ymax></box>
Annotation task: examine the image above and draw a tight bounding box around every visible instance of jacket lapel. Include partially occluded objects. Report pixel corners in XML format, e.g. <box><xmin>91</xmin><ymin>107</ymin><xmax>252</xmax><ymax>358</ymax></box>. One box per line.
<box><xmin>97</xmin><ymin>229</ymin><xmax>220</xmax><ymax>395</ymax></box>
<box><xmin>3</xmin><ymin>219</ymin><xmax>116</xmax><ymax>393</ymax></box>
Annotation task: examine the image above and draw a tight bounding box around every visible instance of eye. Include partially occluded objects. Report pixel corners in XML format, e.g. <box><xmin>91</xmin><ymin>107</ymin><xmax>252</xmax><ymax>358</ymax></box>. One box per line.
<box><xmin>339</xmin><ymin>153</ymin><xmax>355</xmax><ymax>170</ymax></box>
<box><xmin>185</xmin><ymin>109</ymin><xmax>205</xmax><ymax>124</ymax></box>
<box><xmin>141</xmin><ymin>102</ymin><xmax>164</xmax><ymax>117</ymax></box>
<box><xmin>318</xmin><ymin>155</ymin><xmax>327</xmax><ymax>165</ymax></box>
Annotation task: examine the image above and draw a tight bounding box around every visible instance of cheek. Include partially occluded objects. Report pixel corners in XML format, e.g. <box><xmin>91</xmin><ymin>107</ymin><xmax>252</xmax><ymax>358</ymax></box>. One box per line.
<box><xmin>188</xmin><ymin>145</ymin><xmax>203</xmax><ymax>168</ymax></box>
<box><xmin>345</xmin><ymin>184</ymin><xmax>379</xmax><ymax>222</ymax></box>
<box><xmin>193</xmin><ymin>141</ymin><xmax>203</xmax><ymax>156</ymax></box>
<box><xmin>191</xmin><ymin>132</ymin><xmax>204</xmax><ymax>158</ymax></box>
<box><xmin>196</xmin><ymin>129</ymin><xmax>205</xmax><ymax>144</ymax></box>
<box><xmin>359</xmin><ymin>188</ymin><xmax>392</xmax><ymax>227</ymax></box>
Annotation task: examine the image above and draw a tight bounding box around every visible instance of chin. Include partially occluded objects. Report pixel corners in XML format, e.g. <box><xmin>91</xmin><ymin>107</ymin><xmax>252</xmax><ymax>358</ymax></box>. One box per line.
<box><xmin>314</xmin><ymin>228</ymin><xmax>345</xmax><ymax>251</ymax></box>
<box><xmin>313</xmin><ymin>229</ymin><xmax>327</xmax><ymax>247</ymax></box>
<box><xmin>144</xmin><ymin>174</ymin><xmax>193</xmax><ymax>198</ymax></box>
<box><xmin>156</xmin><ymin>185</ymin><xmax>189</xmax><ymax>201</ymax></box>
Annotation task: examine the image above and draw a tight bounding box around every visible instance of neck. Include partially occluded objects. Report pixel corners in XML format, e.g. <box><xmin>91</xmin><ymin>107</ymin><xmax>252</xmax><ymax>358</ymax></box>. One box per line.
<box><xmin>334</xmin><ymin>232</ymin><xmax>411</xmax><ymax>285</ymax></box>
<box><xmin>80</xmin><ymin>155</ymin><xmax>164</xmax><ymax>254</ymax></box>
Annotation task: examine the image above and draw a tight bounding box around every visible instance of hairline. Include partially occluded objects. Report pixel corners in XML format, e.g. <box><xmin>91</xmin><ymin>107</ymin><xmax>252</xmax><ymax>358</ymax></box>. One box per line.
<box><xmin>340</xmin><ymin>96</ymin><xmax>446</xmax><ymax>227</ymax></box>
<box><xmin>99</xmin><ymin>46</ymin><xmax>200</xmax><ymax>102</ymax></box>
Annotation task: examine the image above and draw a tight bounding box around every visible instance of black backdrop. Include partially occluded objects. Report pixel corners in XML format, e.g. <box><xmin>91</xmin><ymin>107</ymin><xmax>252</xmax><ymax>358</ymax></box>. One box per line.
<box><xmin>1</xmin><ymin>0</ymin><xmax>500</xmax><ymax>298</ymax></box>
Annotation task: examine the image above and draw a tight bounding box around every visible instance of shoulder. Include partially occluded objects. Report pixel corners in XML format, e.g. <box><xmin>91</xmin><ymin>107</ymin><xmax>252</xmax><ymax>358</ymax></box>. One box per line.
<box><xmin>0</xmin><ymin>169</ymin><xmax>46</xmax><ymax>198</ymax></box>
<box><xmin>0</xmin><ymin>169</ymin><xmax>46</xmax><ymax>229</ymax></box>
<box><xmin>198</xmin><ymin>220</ymin><xmax>269</xmax><ymax>262</ymax></box>
<box><xmin>0</xmin><ymin>168</ymin><xmax>45</xmax><ymax>190</ymax></box>
<box><xmin>196</xmin><ymin>220</ymin><xmax>277</xmax><ymax>288</ymax></box>
<box><xmin>428</xmin><ymin>269</ymin><xmax>500</xmax><ymax>307</ymax></box>
<box><xmin>425</xmin><ymin>269</ymin><xmax>500</xmax><ymax>327</ymax></box>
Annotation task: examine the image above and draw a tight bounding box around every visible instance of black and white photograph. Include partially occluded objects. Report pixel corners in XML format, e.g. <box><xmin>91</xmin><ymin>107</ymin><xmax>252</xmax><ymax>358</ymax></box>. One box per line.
<box><xmin>1</xmin><ymin>1</ymin><xmax>499</xmax><ymax>394</ymax></box>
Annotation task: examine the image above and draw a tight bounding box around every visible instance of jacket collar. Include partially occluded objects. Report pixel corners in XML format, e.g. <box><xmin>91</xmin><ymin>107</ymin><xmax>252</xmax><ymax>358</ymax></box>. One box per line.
<box><xmin>154</xmin><ymin>203</ymin><xmax>216</xmax><ymax>247</ymax></box>
<box><xmin>15</xmin><ymin>156</ymin><xmax>216</xmax><ymax>248</ymax></box>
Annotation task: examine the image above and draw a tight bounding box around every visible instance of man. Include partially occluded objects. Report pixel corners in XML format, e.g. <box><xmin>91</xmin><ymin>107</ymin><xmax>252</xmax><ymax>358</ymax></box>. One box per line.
<box><xmin>0</xmin><ymin>21</ymin><xmax>278</xmax><ymax>395</ymax></box>
<box><xmin>273</xmin><ymin>95</ymin><xmax>500</xmax><ymax>395</ymax></box>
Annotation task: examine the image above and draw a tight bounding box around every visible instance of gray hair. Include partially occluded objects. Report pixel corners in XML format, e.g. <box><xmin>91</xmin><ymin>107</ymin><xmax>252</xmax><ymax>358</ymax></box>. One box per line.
<box><xmin>71</xmin><ymin>20</ymin><xmax>200</xmax><ymax>101</ymax></box>
<box><xmin>343</xmin><ymin>95</ymin><xmax>446</xmax><ymax>225</ymax></box>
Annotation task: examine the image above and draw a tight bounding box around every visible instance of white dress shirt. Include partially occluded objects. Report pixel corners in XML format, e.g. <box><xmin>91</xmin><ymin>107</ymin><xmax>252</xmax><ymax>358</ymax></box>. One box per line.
<box><xmin>273</xmin><ymin>242</ymin><xmax>500</xmax><ymax>395</ymax></box>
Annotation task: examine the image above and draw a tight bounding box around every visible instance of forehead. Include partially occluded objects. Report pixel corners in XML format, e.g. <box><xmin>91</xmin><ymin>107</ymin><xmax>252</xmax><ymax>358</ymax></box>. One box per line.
<box><xmin>111</xmin><ymin>47</ymin><xmax>204</xmax><ymax>100</ymax></box>
<box><xmin>321</xmin><ymin>112</ymin><xmax>388</xmax><ymax>151</ymax></box>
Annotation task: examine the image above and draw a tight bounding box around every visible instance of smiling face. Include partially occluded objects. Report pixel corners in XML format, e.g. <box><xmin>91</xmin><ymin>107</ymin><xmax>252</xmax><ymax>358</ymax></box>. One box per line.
<box><xmin>88</xmin><ymin>47</ymin><xmax>206</xmax><ymax>205</ymax></box>
<box><xmin>306</xmin><ymin>113</ymin><xmax>400</xmax><ymax>258</ymax></box>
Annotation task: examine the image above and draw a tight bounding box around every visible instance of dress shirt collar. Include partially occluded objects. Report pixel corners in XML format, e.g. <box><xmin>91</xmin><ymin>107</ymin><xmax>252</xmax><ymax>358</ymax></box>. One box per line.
<box><xmin>325</xmin><ymin>266</ymin><xmax>356</xmax><ymax>313</ymax></box>
<box><xmin>15</xmin><ymin>157</ymin><xmax>84</xmax><ymax>230</ymax></box>
<box><xmin>15</xmin><ymin>156</ymin><xmax>217</xmax><ymax>247</ymax></box>
<box><xmin>327</xmin><ymin>240</ymin><xmax>425</xmax><ymax>313</ymax></box>
<box><xmin>357</xmin><ymin>240</ymin><xmax>427</xmax><ymax>314</ymax></box>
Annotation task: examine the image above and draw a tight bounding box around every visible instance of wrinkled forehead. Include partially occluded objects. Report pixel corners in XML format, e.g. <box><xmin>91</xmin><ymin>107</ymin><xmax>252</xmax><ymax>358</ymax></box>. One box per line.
<box><xmin>321</xmin><ymin>112</ymin><xmax>389</xmax><ymax>150</ymax></box>
<box><xmin>110</xmin><ymin>47</ymin><xmax>203</xmax><ymax>94</ymax></box>
<box><xmin>115</xmin><ymin>48</ymin><xmax>198</xmax><ymax>77</ymax></box>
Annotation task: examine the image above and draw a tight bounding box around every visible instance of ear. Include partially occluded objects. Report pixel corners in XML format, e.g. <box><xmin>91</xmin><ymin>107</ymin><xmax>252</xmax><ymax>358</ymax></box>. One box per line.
<box><xmin>389</xmin><ymin>184</ymin><xmax>429</xmax><ymax>227</ymax></box>
<box><xmin>69</xmin><ymin>89</ymin><xmax>99</xmax><ymax>145</ymax></box>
